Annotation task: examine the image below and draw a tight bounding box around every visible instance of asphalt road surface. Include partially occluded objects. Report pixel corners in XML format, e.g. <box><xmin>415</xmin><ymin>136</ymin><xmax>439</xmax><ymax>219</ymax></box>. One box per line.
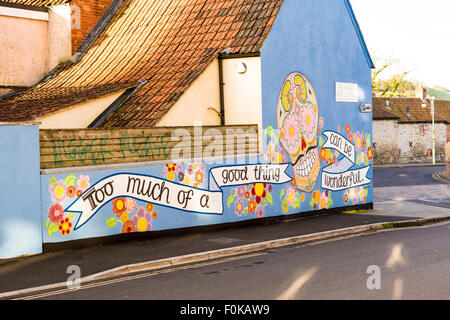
<box><xmin>373</xmin><ymin>165</ymin><xmax>446</xmax><ymax>188</ymax></box>
<box><xmin>373</xmin><ymin>166</ymin><xmax>450</xmax><ymax>207</ymax></box>
<box><xmin>17</xmin><ymin>220</ymin><xmax>450</xmax><ymax>300</ymax></box>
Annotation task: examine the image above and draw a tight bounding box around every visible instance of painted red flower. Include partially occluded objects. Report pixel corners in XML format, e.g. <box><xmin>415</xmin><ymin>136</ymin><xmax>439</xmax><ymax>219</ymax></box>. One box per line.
<box><xmin>251</xmin><ymin>183</ymin><xmax>267</xmax><ymax>204</ymax></box>
<box><xmin>367</xmin><ymin>146</ymin><xmax>373</xmax><ymax>160</ymax></box>
<box><xmin>112</xmin><ymin>198</ymin><xmax>126</xmax><ymax>217</ymax></box>
<box><xmin>48</xmin><ymin>203</ymin><xmax>64</xmax><ymax>224</ymax></box>
<box><xmin>58</xmin><ymin>217</ymin><xmax>73</xmax><ymax>236</ymax></box>
<box><xmin>66</xmin><ymin>186</ymin><xmax>76</xmax><ymax>198</ymax></box>
<box><xmin>121</xmin><ymin>220</ymin><xmax>135</xmax><ymax>233</ymax></box>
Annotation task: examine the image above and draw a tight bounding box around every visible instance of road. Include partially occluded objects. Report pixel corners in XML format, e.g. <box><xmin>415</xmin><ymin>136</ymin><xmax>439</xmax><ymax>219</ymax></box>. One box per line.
<box><xmin>373</xmin><ymin>166</ymin><xmax>450</xmax><ymax>208</ymax></box>
<box><xmin>15</xmin><ymin>220</ymin><xmax>450</xmax><ymax>300</ymax></box>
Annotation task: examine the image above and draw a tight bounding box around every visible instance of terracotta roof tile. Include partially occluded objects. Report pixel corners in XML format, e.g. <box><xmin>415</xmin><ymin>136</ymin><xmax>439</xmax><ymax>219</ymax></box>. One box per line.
<box><xmin>0</xmin><ymin>0</ymin><xmax>69</xmax><ymax>7</ymax></box>
<box><xmin>373</xmin><ymin>97</ymin><xmax>448</xmax><ymax>123</ymax></box>
<box><xmin>0</xmin><ymin>0</ymin><xmax>284</xmax><ymax>127</ymax></box>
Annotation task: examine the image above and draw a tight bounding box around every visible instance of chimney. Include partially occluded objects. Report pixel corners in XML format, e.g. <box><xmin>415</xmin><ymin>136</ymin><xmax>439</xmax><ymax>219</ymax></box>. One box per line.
<box><xmin>415</xmin><ymin>86</ymin><xmax>427</xmax><ymax>101</ymax></box>
<box><xmin>70</xmin><ymin>0</ymin><xmax>114</xmax><ymax>55</ymax></box>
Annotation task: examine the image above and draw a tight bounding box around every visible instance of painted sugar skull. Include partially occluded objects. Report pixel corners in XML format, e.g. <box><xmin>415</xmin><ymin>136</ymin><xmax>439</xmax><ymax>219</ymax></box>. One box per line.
<box><xmin>276</xmin><ymin>72</ymin><xmax>320</xmax><ymax>193</ymax></box>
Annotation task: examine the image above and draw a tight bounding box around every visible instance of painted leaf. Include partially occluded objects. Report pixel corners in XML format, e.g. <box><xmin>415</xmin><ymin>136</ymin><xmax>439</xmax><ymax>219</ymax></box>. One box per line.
<box><xmin>64</xmin><ymin>174</ymin><xmax>77</xmax><ymax>187</ymax></box>
<box><xmin>266</xmin><ymin>193</ymin><xmax>273</xmax><ymax>206</ymax></box>
<box><xmin>105</xmin><ymin>216</ymin><xmax>118</xmax><ymax>228</ymax></box>
<box><xmin>366</xmin><ymin>134</ymin><xmax>371</xmax><ymax>147</ymax></box>
<box><xmin>280</xmin><ymin>188</ymin><xmax>286</xmax><ymax>200</ymax></box>
<box><xmin>265</xmin><ymin>126</ymin><xmax>274</xmax><ymax>138</ymax></box>
<box><xmin>47</xmin><ymin>223</ymin><xmax>60</xmax><ymax>238</ymax></box>
<box><xmin>356</xmin><ymin>152</ymin><xmax>361</xmax><ymax>165</ymax></box>
<box><xmin>319</xmin><ymin>136</ymin><xmax>324</xmax><ymax>147</ymax></box>
<box><xmin>328</xmin><ymin>196</ymin><xmax>334</xmax><ymax>208</ymax></box>
<box><xmin>227</xmin><ymin>194</ymin><xmax>236</xmax><ymax>208</ymax></box>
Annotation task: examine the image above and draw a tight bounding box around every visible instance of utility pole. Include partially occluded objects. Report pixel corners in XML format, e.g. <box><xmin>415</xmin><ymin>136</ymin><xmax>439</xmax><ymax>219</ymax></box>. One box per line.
<box><xmin>431</xmin><ymin>96</ymin><xmax>436</xmax><ymax>165</ymax></box>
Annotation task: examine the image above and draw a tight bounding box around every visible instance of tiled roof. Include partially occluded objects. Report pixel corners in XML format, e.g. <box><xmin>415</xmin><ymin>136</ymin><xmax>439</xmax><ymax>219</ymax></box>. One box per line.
<box><xmin>435</xmin><ymin>100</ymin><xmax>450</xmax><ymax>123</ymax></box>
<box><xmin>0</xmin><ymin>0</ymin><xmax>69</xmax><ymax>7</ymax></box>
<box><xmin>372</xmin><ymin>99</ymin><xmax>400</xmax><ymax>120</ymax></box>
<box><xmin>0</xmin><ymin>0</ymin><xmax>284</xmax><ymax>127</ymax></box>
<box><xmin>373</xmin><ymin>97</ymin><xmax>448</xmax><ymax>123</ymax></box>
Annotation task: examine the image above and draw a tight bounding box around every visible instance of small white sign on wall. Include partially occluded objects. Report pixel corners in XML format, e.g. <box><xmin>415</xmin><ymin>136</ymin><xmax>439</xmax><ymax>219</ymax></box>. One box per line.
<box><xmin>336</xmin><ymin>82</ymin><xmax>359</xmax><ymax>103</ymax></box>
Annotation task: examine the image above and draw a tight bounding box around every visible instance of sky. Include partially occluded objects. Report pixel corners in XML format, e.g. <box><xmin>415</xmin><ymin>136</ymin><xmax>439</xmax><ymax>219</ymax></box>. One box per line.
<box><xmin>350</xmin><ymin>0</ymin><xmax>450</xmax><ymax>89</ymax></box>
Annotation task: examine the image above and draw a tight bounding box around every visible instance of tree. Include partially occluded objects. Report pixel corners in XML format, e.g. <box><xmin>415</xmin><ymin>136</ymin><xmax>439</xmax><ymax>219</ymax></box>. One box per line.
<box><xmin>372</xmin><ymin>60</ymin><xmax>417</xmax><ymax>98</ymax></box>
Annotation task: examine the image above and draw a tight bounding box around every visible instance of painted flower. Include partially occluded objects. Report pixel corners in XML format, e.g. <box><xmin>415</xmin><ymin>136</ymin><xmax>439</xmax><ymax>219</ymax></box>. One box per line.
<box><xmin>194</xmin><ymin>170</ymin><xmax>204</xmax><ymax>185</ymax></box>
<box><xmin>344</xmin><ymin>193</ymin><xmax>349</xmax><ymax>204</ymax></box>
<box><xmin>152</xmin><ymin>211</ymin><xmax>158</xmax><ymax>219</ymax></box>
<box><xmin>76</xmin><ymin>175</ymin><xmax>90</xmax><ymax>192</ymax></box>
<box><xmin>299</xmin><ymin>104</ymin><xmax>317</xmax><ymax>140</ymax></box>
<box><xmin>251</xmin><ymin>183</ymin><xmax>267</xmax><ymax>205</ymax></box>
<box><xmin>146</xmin><ymin>203</ymin><xmax>154</xmax><ymax>213</ymax></box>
<box><xmin>360</xmin><ymin>152</ymin><xmax>366</xmax><ymax>164</ymax></box>
<box><xmin>131</xmin><ymin>206</ymin><xmax>152</xmax><ymax>232</ymax></box>
<box><xmin>236</xmin><ymin>186</ymin><xmax>246</xmax><ymax>199</ymax></box>
<box><xmin>125</xmin><ymin>197</ymin><xmax>137</xmax><ymax>212</ymax></box>
<box><xmin>346</xmin><ymin>124</ymin><xmax>351</xmax><ymax>135</ymax></box>
<box><xmin>49</xmin><ymin>180</ymin><xmax>67</xmax><ymax>204</ymax></box>
<box><xmin>121</xmin><ymin>220</ymin><xmax>135</xmax><ymax>233</ymax></box>
<box><xmin>244</xmin><ymin>191</ymin><xmax>250</xmax><ymax>199</ymax></box>
<box><xmin>282</xmin><ymin>113</ymin><xmax>300</xmax><ymax>149</ymax></box>
<box><xmin>112</xmin><ymin>198</ymin><xmax>127</xmax><ymax>217</ymax></box>
<box><xmin>165</xmin><ymin>164</ymin><xmax>176</xmax><ymax>181</ymax></box>
<box><xmin>48</xmin><ymin>203</ymin><xmax>64</xmax><ymax>224</ymax></box>
<box><xmin>76</xmin><ymin>189</ymin><xmax>82</xmax><ymax>197</ymax></box>
<box><xmin>120</xmin><ymin>211</ymin><xmax>130</xmax><ymax>223</ymax></box>
<box><xmin>66</xmin><ymin>185</ymin><xmax>76</xmax><ymax>198</ymax></box>
<box><xmin>184</xmin><ymin>174</ymin><xmax>192</xmax><ymax>186</ymax></box>
<box><xmin>361</xmin><ymin>136</ymin><xmax>367</xmax><ymax>149</ymax></box>
<box><xmin>354</xmin><ymin>132</ymin><xmax>363</xmax><ymax>151</ymax></box>
<box><xmin>282</xmin><ymin>199</ymin><xmax>289</xmax><ymax>213</ymax></box>
<box><xmin>187</xmin><ymin>165</ymin><xmax>194</xmax><ymax>175</ymax></box>
<box><xmin>313</xmin><ymin>190</ymin><xmax>321</xmax><ymax>204</ymax></box>
<box><xmin>178</xmin><ymin>172</ymin><xmax>185</xmax><ymax>182</ymax></box>
<box><xmin>256</xmin><ymin>206</ymin><xmax>265</xmax><ymax>219</ymax></box>
<box><xmin>175</xmin><ymin>164</ymin><xmax>183</xmax><ymax>175</ymax></box>
<box><xmin>367</xmin><ymin>146</ymin><xmax>373</xmax><ymax>160</ymax></box>
<box><xmin>359</xmin><ymin>188</ymin><xmax>366</xmax><ymax>203</ymax></box>
<box><xmin>319</xmin><ymin>192</ymin><xmax>328</xmax><ymax>210</ymax></box>
<box><xmin>235</xmin><ymin>199</ymin><xmax>244</xmax><ymax>216</ymax></box>
<box><xmin>286</xmin><ymin>186</ymin><xmax>296</xmax><ymax>206</ymax></box>
<box><xmin>58</xmin><ymin>217</ymin><xmax>73</xmax><ymax>236</ymax></box>
<box><xmin>247</xmin><ymin>198</ymin><xmax>257</xmax><ymax>214</ymax></box>
<box><xmin>49</xmin><ymin>177</ymin><xmax>57</xmax><ymax>185</ymax></box>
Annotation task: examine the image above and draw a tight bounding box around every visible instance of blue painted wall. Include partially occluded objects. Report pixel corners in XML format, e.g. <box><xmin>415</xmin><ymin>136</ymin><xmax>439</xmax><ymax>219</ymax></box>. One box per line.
<box><xmin>0</xmin><ymin>125</ymin><xmax>42</xmax><ymax>259</ymax></box>
<box><xmin>260</xmin><ymin>0</ymin><xmax>374</xmax><ymax>212</ymax></box>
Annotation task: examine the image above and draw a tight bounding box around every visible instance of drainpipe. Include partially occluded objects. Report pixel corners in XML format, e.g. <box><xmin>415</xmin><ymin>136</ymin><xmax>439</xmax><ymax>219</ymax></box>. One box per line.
<box><xmin>218</xmin><ymin>56</ymin><xmax>225</xmax><ymax>126</ymax></box>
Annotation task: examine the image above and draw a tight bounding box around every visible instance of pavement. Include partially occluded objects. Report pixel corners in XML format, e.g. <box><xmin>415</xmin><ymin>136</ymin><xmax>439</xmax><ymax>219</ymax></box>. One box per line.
<box><xmin>0</xmin><ymin>194</ymin><xmax>449</xmax><ymax>299</ymax></box>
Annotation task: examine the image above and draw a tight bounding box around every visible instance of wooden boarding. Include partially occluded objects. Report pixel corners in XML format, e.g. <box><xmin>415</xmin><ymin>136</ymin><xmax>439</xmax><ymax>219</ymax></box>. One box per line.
<box><xmin>40</xmin><ymin>125</ymin><xmax>259</xmax><ymax>169</ymax></box>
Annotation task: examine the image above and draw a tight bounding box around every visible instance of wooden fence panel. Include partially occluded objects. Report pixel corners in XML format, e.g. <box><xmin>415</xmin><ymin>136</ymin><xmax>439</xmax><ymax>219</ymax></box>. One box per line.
<box><xmin>40</xmin><ymin>125</ymin><xmax>259</xmax><ymax>169</ymax></box>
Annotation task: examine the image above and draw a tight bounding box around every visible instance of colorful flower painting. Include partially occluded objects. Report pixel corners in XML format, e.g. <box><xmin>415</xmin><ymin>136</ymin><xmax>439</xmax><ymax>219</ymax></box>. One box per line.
<box><xmin>227</xmin><ymin>183</ymin><xmax>273</xmax><ymax>218</ymax></box>
<box><xmin>263</xmin><ymin>126</ymin><xmax>289</xmax><ymax>164</ymax></box>
<box><xmin>106</xmin><ymin>199</ymin><xmax>159</xmax><ymax>234</ymax></box>
<box><xmin>280</xmin><ymin>179</ymin><xmax>305</xmax><ymax>213</ymax></box>
<box><xmin>46</xmin><ymin>174</ymin><xmax>89</xmax><ymax>238</ymax></box>
<box><xmin>162</xmin><ymin>163</ymin><xmax>207</xmax><ymax>188</ymax></box>
<box><xmin>344</xmin><ymin>186</ymin><xmax>370</xmax><ymax>205</ymax></box>
<box><xmin>309</xmin><ymin>190</ymin><xmax>333</xmax><ymax>210</ymax></box>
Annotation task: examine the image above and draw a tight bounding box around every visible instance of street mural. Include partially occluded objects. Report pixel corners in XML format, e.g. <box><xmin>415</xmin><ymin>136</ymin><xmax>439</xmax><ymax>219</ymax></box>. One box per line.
<box><xmin>42</xmin><ymin>71</ymin><xmax>372</xmax><ymax>243</ymax></box>
<box><xmin>276</xmin><ymin>72</ymin><xmax>320</xmax><ymax>193</ymax></box>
